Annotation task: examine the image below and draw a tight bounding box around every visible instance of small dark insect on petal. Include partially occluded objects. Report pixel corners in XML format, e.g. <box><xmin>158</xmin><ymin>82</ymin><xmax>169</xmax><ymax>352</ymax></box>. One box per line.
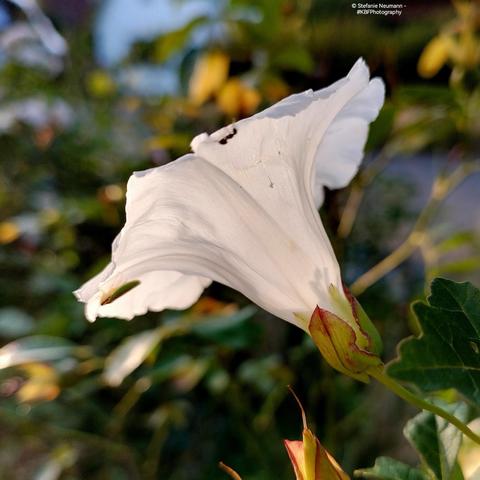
<box><xmin>101</xmin><ymin>280</ymin><xmax>141</xmax><ymax>305</ymax></box>
<box><xmin>218</xmin><ymin>127</ymin><xmax>238</xmax><ymax>145</ymax></box>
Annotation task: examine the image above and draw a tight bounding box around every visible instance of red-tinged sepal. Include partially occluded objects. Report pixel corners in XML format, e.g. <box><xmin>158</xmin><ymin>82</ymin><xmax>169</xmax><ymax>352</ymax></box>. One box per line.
<box><xmin>308</xmin><ymin>285</ymin><xmax>383</xmax><ymax>382</ymax></box>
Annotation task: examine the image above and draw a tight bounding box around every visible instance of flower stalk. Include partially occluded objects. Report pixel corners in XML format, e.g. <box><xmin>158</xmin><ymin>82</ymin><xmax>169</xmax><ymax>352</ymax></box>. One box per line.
<box><xmin>369</xmin><ymin>366</ymin><xmax>480</xmax><ymax>445</ymax></box>
<box><xmin>350</xmin><ymin>161</ymin><xmax>480</xmax><ymax>296</ymax></box>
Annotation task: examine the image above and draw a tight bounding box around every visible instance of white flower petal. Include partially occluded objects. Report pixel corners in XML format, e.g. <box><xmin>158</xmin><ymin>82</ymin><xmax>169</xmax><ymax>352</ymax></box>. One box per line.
<box><xmin>74</xmin><ymin>261</ymin><xmax>210</xmax><ymax>321</ymax></box>
<box><xmin>113</xmin><ymin>156</ymin><xmax>330</xmax><ymax>329</ymax></box>
<box><xmin>192</xmin><ymin>58</ymin><xmax>383</xmax><ymax>215</ymax></box>
<box><xmin>313</xmin><ymin>75</ymin><xmax>385</xmax><ymax>206</ymax></box>
<box><xmin>76</xmin><ymin>59</ymin><xmax>385</xmax><ymax>326</ymax></box>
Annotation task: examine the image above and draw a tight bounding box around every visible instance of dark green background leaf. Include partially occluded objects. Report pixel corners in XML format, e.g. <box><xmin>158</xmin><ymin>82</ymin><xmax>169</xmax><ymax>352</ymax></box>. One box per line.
<box><xmin>404</xmin><ymin>403</ymin><xmax>468</xmax><ymax>480</ymax></box>
<box><xmin>354</xmin><ymin>457</ymin><xmax>429</xmax><ymax>480</ymax></box>
<box><xmin>388</xmin><ymin>278</ymin><xmax>480</xmax><ymax>405</ymax></box>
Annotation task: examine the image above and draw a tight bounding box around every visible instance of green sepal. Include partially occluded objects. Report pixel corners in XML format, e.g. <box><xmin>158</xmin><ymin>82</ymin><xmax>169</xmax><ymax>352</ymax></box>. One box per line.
<box><xmin>351</xmin><ymin>297</ymin><xmax>383</xmax><ymax>356</ymax></box>
<box><xmin>328</xmin><ymin>285</ymin><xmax>383</xmax><ymax>355</ymax></box>
<box><xmin>101</xmin><ymin>280</ymin><xmax>141</xmax><ymax>305</ymax></box>
<box><xmin>309</xmin><ymin>306</ymin><xmax>383</xmax><ymax>383</ymax></box>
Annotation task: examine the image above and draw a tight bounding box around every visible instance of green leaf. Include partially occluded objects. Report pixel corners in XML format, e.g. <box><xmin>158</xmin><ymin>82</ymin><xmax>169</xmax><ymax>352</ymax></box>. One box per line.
<box><xmin>103</xmin><ymin>306</ymin><xmax>258</xmax><ymax>386</ymax></box>
<box><xmin>366</xmin><ymin>103</ymin><xmax>395</xmax><ymax>150</ymax></box>
<box><xmin>404</xmin><ymin>402</ymin><xmax>468</xmax><ymax>480</ymax></box>
<box><xmin>429</xmin><ymin>257</ymin><xmax>480</xmax><ymax>276</ymax></box>
<box><xmin>271</xmin><ymin>46</ymin><xmax>315</xmax><ymax>74</ymax></box>
<box><xmin>153</xmin><ymin>16</ymin><xmax>208</xmax><ymax>62</ymax></box>
<box><xmin>388</xmin><ymin>278</ymin><xmax>480</xmax><ymax>405</ymax></box>
<box><xmin>395</xmin><ymin>85</ymin><xmax>456</xmax><ymax>107</ymax></box>
<box><xmin>354</xmin><ymin>457</ymin><xmax>429</xmax><ymax>480</ymax></box>
<box><xmin>436</xmin><ymin>232</ymin><xmax>477</xmax><ymax>254</ymax></box>
<box><xmin>191</xmin><ymin>305</ymin><xmax>259</xmax><ymax>349</ymax></box>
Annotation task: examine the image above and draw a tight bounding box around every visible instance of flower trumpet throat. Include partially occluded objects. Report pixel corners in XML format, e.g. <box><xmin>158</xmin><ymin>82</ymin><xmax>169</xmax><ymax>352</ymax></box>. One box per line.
<box><xmin>306</xmin><ymin>285</ymin><xmax>383</xmax><ymax>382</ymax></box>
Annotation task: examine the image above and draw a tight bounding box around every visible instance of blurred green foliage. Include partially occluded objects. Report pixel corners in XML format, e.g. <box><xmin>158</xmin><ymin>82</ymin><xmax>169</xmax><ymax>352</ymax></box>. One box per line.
<box><xmin>0</xmin><ymin>0</ymin><xmax>479</xmax><ymax>479</ymax></box>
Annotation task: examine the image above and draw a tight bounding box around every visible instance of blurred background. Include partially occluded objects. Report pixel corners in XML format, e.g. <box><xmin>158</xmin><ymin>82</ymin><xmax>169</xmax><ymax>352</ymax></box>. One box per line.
<box><xmin>0</xmin><ymin>0</ymin><xmax>480</xmax><ymax>478</ymax></box>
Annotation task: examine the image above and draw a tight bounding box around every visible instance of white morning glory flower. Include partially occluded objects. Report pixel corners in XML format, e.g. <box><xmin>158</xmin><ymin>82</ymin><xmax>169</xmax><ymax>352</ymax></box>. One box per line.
<box><xmin>75</xmin><ymin>58</ymin><xmax>385</xmax><ymax>335</ymax></box>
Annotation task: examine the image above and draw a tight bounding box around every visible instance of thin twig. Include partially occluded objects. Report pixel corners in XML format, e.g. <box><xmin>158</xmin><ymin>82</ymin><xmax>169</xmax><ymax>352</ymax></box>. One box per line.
<box><xmin>338</xmin><ymin>147</ymin><xmax>392</xmax><ymax>239</ymax></box>
<box><xmin>350</xmin><ymin>162</ymin><xmax>480</xmax><ymax>296</ymax></box>
<box><xmin>219</xmin><ymin>461</ymin><xmax>243</xmax><ymax>480</ymax></box>
<box><xmin>370</xmin><ymin>367</ymin><xmax>480</xmax><ymax>445</ymax></box>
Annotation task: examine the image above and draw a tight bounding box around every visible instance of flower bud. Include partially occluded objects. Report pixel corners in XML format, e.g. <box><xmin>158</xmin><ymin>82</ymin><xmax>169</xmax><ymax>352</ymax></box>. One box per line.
<box><xmin>285</xmin><ymin>390</ymin><xmax>350</xmax><ymax>480</ymax></box>
<box><xmin>308</xmin><ymin>285</ymin><xmax>383</xmax><ymax>382</ymax></box>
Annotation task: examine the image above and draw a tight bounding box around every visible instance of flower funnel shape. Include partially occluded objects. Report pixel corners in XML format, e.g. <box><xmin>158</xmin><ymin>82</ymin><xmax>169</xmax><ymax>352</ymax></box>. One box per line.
<box><xmin>75</xmin><ymin>59</ymin><xmax>385</xmax><ymax>339</ymax></box>
<box><xmin>285</xmin><ymin>390</ymin><xmax>350</xmax><ymax>480</ymax></box>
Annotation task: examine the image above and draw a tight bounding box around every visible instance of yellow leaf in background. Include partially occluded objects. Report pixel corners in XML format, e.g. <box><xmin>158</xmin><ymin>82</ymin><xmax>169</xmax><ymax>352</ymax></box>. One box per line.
<box><xmin>242</xmin><ymin>86</ymin><xmax>261</xmax><ymax>115</ymax></box>
<box><xmin>16</xmin><ymin>363</ymin><xmax>60</xmax><ymax>403</ymax></box>
<box><xmin>189</xmin><ymin>51</ymin><xmax>229</xmax><ymax>105</ymax></box>
<box><xmin>0</xmin><ymin>221</ymin><xmax>19</xmax><ymax>244</ymax></box>
<box><xmin>452</xmin><ymin>0</ymin><xmax>475</xmax><ymax>19</ymax></box>
<box><xmin>262</xmin><ymin>77</ymin><xmax>289</xmax><ymax>103</ymax></box>
<box><xmin>191</xmin><ymin>297</ymin><xmax>237</xmax><ymax>316</ymax></box>
<box><xmin>145</xmin><ymin>133</ymin><xmax>191</xmax><ymax>152</ymax></box>
<box><xmin>418</xmin><ymin>35</ymin><xmax>451</xmax><ymax>78</ymax></box>
<box><xmin>216</xmin><ymin>78</ymin><xmax>261</xmax><ymax>118</ymax></box>
<box><xmin>455</xmin><ymin>31</ymin><xmax>480</xmax><ymax>69</ymax></box>
<box><xmin>216</xmin><ymin>78</ymin><xmax>242</xmax><ymax>116</ymax></box>
<box><xmin>101</xmin><ymin>184</ymin><xmax>124</xmax><ymax>203</ymax></box>
<box><xmin>86</xmin><ymin>70</ymin><xmax>116</xmax><ymax>97</ymax></box>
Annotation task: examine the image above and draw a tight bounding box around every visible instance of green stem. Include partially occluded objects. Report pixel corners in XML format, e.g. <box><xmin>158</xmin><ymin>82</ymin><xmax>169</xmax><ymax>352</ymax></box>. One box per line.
<box><xmin>370</xmin><ymin>367</ymin><xmax>480</xmax><ymax>445</ymax></box>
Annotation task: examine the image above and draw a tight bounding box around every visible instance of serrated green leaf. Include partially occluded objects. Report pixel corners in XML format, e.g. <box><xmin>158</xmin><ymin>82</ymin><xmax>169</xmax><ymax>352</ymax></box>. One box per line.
<box><xmin>404</xmin><ymin>402</ymin><xmax>468</xmax><ymax>480</ymax></box>
<box><xmin>388</xmin><ymin>278</ymin><xmax>480</xmax><ymax>405</ymax></box>
<box><xmin>354</xmin><ymin>456</ymin><xmax>429</xmax><ymax>480</ymax></box>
